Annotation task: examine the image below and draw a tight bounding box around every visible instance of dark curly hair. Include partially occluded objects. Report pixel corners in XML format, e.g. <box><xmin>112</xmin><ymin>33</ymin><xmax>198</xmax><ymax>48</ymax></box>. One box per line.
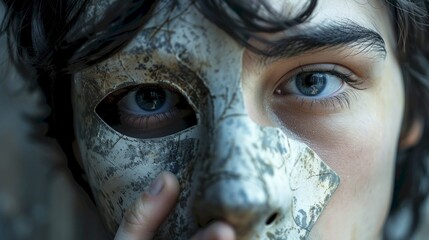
<box><xmin>1</xmin><ymin>0</ymin><xmax>429</xmax><ymax>239</ymax></box>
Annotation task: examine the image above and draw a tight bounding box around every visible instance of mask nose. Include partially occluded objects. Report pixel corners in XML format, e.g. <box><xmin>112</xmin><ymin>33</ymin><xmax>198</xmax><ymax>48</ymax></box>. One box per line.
<box><xmin>193</xmin><ymin>113</ymin><xmax>292</xmax><ymax>238</ymax></box>
<box><xmin>196</xmin><ymin>177</ymin><xmax>280</xmax><ymax>233</ymax></box>
<box><xmin>194</xmin><ymin>175</ymin><xmax>281</xmax><ymax>237</ymax></box>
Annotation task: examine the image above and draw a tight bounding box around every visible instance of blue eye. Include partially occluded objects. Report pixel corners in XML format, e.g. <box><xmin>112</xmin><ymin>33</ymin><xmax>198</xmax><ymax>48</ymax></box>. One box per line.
<box><xmin>276</xmin><ymin>71</ymin><xmax>344</xmax><ymax>98</ymax></box>
<box><xmin>119</xmin><ymin>86</ymin><xmax>178</xmax><ymax>116</ymax></box>
<box><xmin>273</xmin><ymin>64</ymin><xmax>365</xmax><ymax>111</ymax></box>
<box><xmin>135</xmin><ymin>86</ymin><xmax>167</xmax><ymax>111</ymax></box>
<box><xmin>96</xmin><ymin>84</ymin><xmax>197</xmax><ymax>138</ymax></box>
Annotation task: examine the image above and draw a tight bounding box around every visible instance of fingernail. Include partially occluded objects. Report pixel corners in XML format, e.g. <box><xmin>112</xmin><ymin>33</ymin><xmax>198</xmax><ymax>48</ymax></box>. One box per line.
<box><xmin>148</xmin><ymin>174</ymin><xmax>164</xmax><ymax>196</ymax></box>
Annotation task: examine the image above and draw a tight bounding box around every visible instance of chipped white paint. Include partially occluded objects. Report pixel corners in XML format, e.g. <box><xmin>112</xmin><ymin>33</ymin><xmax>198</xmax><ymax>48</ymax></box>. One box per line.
<box><xmin>72</xmin><ymin>0</ymin><xmax>340</xmax><ymax>239</ymax></box>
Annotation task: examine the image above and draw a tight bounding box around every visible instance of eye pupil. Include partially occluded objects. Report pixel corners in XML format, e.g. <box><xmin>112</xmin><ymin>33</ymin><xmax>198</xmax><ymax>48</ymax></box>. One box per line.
<box><xmin>296</xmin><ymin>73</ymin><xmax>327</xmax><ymax>96</ymax></box>
<box><xmin>135</xmin><ymin>86</ymin><xmax>166</xmax><ymax>111</ymax></box>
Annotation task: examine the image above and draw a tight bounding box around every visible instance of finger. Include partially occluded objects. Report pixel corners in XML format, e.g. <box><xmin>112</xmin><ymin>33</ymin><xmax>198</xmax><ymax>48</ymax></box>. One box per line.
<box><xmin>114</xmin><ymin>171</ymin><xmax>180</xmax><ymax>240</ymax></box>
<box><xmin>191</xmin><ymin>222</ymin><xmax>236</xmax><ymax>240</ymax></box>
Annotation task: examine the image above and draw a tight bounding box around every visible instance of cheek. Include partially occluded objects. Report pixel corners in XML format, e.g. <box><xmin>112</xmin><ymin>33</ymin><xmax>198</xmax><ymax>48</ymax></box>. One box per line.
<box><xmin>319</xmin><ymin>99</ymin><xmax>400</xmax><ymax>239</ymax></box>
<box><xmin>273</xmin><ymin>88</ymin><xmax>403</xmax><ymax>238</ymax></box>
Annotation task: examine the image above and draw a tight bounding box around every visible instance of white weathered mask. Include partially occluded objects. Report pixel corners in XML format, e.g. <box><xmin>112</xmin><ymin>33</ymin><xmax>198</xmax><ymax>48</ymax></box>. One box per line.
<box><xmin>72</xmin><ymin>0</ymin><xmax>340</xmax><ymax>239</ymax></box>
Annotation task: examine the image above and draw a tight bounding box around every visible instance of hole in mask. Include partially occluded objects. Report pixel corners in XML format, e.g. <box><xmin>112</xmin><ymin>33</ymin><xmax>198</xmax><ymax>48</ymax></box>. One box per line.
<box><xmin>95</xmin><ymin>84</ymin><xmax>197</xmax><ymax>138</ymax></box>
<box><xmin>265</xmin><ymin>212</ymin><xmax>278</xmax><ymax>225</ymax></box>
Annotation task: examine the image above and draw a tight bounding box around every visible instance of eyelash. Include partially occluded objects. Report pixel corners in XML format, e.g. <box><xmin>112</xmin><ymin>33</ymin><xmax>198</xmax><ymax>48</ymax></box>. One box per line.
<box><xmin>292</xmin><ymin>64</ymin><xmax>365</xmax><ymax>88</ymax></box>
<box><xmin>321</xmin><ymin>70</ymin><xmax>365</xmax><ymax>90</ymax></box>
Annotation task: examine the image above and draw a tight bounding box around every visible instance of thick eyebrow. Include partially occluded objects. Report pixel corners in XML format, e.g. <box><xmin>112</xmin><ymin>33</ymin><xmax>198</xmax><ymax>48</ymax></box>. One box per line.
<box><xmin>261</xmin><ymin>20</ymin><xmax>386</xmax><ymax>64</ymax></box>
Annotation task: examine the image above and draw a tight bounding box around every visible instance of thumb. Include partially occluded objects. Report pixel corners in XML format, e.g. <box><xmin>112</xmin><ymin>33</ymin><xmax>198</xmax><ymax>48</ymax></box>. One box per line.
<box><xmin>114</xmin><ymin>171</ymin><xmax>180</xmax><ymax>240</ymax></box>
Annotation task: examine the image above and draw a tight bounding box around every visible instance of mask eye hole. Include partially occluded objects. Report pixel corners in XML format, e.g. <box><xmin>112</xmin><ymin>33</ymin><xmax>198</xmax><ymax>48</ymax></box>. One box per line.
<box><xmin>95</xmin><ymin>84</ymin><xmax>197</xmax><ymax>138</ymax></box>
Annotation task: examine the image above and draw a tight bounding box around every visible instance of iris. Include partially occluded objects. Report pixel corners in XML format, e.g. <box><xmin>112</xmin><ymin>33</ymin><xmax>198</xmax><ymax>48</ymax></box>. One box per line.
<box><xmin>135</xmin><ymin>86</ymin><xmax>167</xmax><ymax>111</ymax></box>
<box><xmin>296</xmin><ymin>73</ymin><xmax>327</xmax><ymax>96</ymax></box>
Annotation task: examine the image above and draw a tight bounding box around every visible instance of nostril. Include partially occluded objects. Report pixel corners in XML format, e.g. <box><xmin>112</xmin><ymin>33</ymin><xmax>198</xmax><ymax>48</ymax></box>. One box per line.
<box><xmin>265</xmin><ymin>212</ymin><xmax>278</xmax><ymax>226</ymax></box>
<box><xmin>206</xmin><ymin>218</ymin><xmax>215</xmax><ymax>225</ymax></box>
<box><xmin>198</xmin><ymin>218</ymin><xmax>216</xmax><ymax>228</ymax></box>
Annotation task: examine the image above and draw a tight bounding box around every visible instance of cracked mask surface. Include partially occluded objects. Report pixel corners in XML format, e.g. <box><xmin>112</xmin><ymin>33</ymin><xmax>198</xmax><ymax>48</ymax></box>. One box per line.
<box><xmin>72</xmin><ymin>1</ymin><xmax>340</xmax><ymax>239</ymax></box>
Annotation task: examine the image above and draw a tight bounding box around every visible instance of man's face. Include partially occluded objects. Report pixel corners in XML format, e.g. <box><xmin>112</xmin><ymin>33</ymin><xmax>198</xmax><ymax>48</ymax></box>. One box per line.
<box><xmin>72</xmin><ymin>0</ymin><xmax>404</xmax><ymax>239</ymax></box>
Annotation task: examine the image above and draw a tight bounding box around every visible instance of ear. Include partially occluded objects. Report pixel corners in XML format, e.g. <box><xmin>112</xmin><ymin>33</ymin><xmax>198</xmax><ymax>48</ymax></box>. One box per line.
<box><xmin>72</xmin><ymin>140</ymin><xmax>85</xmax><ymax>169</ymax></box>
<box><xmin>399</xmin><ymin>117</ymin><xmax>424</xmax><ymax>149</ymax></box>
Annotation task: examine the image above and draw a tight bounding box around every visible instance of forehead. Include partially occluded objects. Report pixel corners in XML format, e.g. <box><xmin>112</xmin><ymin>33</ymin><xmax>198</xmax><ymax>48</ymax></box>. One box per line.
<box><xmin>77</xmin><ymin>0</ymin><xmax>393</xmax><ymax>99</ymax></box>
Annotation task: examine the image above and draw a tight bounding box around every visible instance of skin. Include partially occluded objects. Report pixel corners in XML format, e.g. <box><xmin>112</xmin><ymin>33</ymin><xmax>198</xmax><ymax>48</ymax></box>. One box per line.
<box><xmin>249</xmin><ymin>0</ymin><xmax>404</xmax><ymax>238</ymax></box>
<box><xmin>72</xmin><ymin>0</ymin><xmax>405</xmax><ymax>239</ymax></box>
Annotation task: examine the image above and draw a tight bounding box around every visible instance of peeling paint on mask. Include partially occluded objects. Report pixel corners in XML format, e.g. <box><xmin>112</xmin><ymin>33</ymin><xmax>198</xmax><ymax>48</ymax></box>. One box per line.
<box><xmin>72</xmin><ymin>0</ymin><xmax>340</xmax><ymax>239</ymax></box>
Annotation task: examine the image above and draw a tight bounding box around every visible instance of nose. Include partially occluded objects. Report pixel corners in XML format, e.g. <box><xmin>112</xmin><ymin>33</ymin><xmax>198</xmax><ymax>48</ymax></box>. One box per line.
<box><xmin>193</xmin><ymin>112</ymin><xmax>292</xmax><ymax>238</ymax></box>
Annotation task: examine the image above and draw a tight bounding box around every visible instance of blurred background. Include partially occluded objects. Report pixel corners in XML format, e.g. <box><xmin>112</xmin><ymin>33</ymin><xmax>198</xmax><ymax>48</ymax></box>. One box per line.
<box><xmin>0</xmin><ymin>3</ymin><xmax>429</xmax><ymax>240</ymax></box>
<box><xmin>0</xmin><ymin>4</ymin><xmax>107</xmax><ymax>239</ymax></box>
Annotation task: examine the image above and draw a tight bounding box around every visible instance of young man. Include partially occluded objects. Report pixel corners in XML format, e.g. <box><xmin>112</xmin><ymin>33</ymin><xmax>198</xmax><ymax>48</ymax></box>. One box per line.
<box><xmin>2</xmin><ymin>0</ymin><xmax>429</xmax><ymax>239</ymax></box>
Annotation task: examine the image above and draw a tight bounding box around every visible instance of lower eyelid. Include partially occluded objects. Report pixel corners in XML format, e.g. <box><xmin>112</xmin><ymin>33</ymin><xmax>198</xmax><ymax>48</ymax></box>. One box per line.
<box><xmin>271</xmin><ymin>89</ymin><xmax>358</xmax><ymax>114</ymax></box>
<box><xmin>119</xmin><ymin>108</ymin><xmax>180</xmax><ymax>130</ymax></box>
<box><xmin>313</xmin><ymin>91</ymin><xmax>355</xmax><ymax>109</ymax></box>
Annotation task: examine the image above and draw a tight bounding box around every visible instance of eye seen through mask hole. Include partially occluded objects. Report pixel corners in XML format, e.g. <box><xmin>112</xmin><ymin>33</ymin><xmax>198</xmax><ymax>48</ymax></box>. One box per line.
<box><xmin>95</xmin><ymin>84</ymin><xmax>197</xmax><ymax>138</ymax></box>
